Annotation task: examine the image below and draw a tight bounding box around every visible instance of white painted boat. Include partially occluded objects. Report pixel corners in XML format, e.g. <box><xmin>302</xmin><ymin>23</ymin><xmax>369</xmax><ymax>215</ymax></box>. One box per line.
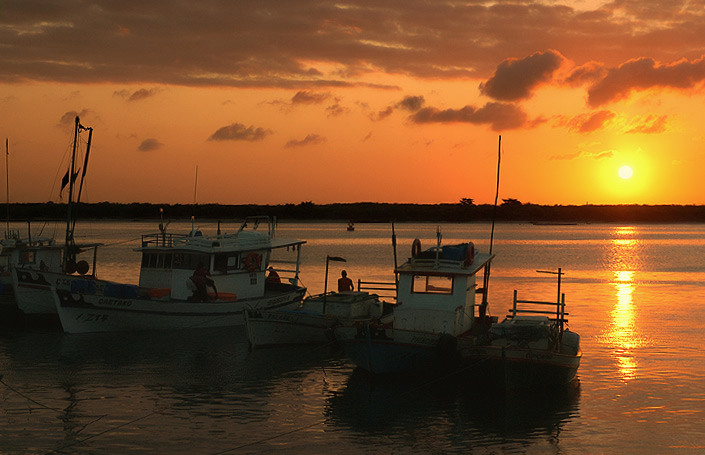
<box><xmin>334</xmin><ymin>231</ymin><xmax>496</xmax><ymax>375</ymax></box>
<box><xmin>245</xmin><ymin>291</ymin><xmax>389</xmax><ymax>348</ymax></box>
<box><xmin>51</xmin><ymin>216</ymin><xmax>306</xmax><ymax>333</ymax></box>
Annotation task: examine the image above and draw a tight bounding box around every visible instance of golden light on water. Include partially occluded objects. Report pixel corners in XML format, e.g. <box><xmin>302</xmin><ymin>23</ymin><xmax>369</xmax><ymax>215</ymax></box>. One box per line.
<box><xmin>603</xmin><ymin>227</ymin><xmax>649</xmax><ymax>382</ymax></box>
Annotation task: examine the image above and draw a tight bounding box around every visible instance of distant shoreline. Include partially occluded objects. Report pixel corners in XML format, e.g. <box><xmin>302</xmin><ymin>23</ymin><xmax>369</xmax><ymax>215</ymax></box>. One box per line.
<box><xmin>5</xmin><ymin>201</ymin><xmax>705</xmax><ymax>224</ymax></box>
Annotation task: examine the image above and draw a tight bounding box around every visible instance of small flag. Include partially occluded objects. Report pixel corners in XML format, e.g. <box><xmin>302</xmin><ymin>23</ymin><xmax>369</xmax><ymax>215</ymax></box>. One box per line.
<box><xmin>61</xmin><ymin>170</ymin><xmax>70</xmax><ymax>191</ymax></box>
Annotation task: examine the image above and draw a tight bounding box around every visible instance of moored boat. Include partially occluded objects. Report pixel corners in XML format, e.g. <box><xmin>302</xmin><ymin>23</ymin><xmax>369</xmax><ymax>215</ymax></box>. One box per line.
<box><xmin>334</xmin><ymin>230</ymin><xmax>495</xmax><ymax>375</ymax></box>
<box><xmin>51</xmin><ymin>216</ymin><xmax>307</xmax><ymax>333</ymax></box>
<box><xmin>460</xmin><ymin>269</ymin><xmax>581</xmax><ymax>390</ymax></box>
<box><xmin>245</xmin><ymin>290</ymin><xmax>390</xmax><ymax>348</ymax></box>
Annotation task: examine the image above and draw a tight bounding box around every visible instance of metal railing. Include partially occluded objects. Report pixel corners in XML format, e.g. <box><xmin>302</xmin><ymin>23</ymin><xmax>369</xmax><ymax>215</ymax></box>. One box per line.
<box><xmin>509</xmin><ymin>289</ymin><xmax>568</xmax><ymax>334</ymax></box>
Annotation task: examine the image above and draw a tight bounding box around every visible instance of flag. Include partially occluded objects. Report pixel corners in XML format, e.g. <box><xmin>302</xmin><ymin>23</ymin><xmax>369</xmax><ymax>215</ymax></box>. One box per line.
<box><xmin>61</xmin><ymin>170</ymin><xmax>70</xmax><ymax>192</ymax></box>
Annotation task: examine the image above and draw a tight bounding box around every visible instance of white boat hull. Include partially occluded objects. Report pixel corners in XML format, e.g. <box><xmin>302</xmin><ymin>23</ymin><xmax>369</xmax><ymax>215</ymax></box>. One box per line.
<box><xmin>245</xmin><ymin>309</ymin><xmax>338</xmax><ymax>348</ymax></box>
<box><xmin>12</xmin><ymin>268</ymin><xmax>109</xmax><ymax>315</ymax></box>
<box><xmin>53</xmin><ymin>285</ymin><xmax>306</xmax><ymax>333</ymax></box>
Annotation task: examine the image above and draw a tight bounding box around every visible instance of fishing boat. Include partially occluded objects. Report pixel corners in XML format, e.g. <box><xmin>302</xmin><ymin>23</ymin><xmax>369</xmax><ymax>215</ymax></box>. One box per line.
<box><xmin>50</xmin><ymin>216</ymin><xmax>307</xmax><ymax>333</ymax></box>
<box><xmin>245</xmin><ymin>253</ymin><xmax>393</xmax><ymax>348</ymax></box>
<box><xmin>460</xmin><ymin>269</ymin><xmax>581</xmax><ymax>390</ymax></box>
<box><xmin>333</xmin><ymin>230</ymin><xmax>496</xmax><ymax>375</ymax></box>
<box><xmin>11</xmin><ymin>117</ymin><xmax>102</xmax><ymax>317</ymax></box>
<box><xmin>245</xmin><ymin>291</ymin><xmax>389</xmax><ymax>348</ymax></box>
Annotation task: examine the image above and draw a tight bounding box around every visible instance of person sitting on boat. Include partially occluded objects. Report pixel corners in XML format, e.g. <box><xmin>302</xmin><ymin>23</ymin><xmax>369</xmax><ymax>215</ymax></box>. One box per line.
<box><xmin>338</xmin><ymin>270</ymin><xmax>354</xmax><ymax>292</ymax></box>
<box><xmin>266</xmin><ymin>266</ymin><xmax>281</xmax><ymax>283</ymax></box>
<box><xmin>190</xmin><ymin>262</ymin><xmax>218</xmax><ymax>301</ymax></box>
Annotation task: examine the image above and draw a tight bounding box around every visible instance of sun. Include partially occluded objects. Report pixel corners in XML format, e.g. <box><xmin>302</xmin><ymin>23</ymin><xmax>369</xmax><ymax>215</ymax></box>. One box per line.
<box><xmin>618</xmin><ymin>165</ymin><xmax>633</xmax><ymax>180</ymax></box>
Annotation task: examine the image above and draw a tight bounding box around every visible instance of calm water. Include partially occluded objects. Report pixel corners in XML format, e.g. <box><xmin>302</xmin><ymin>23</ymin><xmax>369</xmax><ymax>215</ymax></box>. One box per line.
<box><xmin>2</xmin><ymin>221</ymin><xmax>705</xmax><ymax>454</ymax></box>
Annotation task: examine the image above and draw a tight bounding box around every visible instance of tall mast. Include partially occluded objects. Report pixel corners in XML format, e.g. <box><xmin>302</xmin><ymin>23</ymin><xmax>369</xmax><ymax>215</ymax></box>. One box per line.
<box><xmin>64</xmin><ymin>117</ymin><xmax>80</xmax><ymax>268</ymax></box>
<box><xmin>5</xmin><ymin>138</ymin><xmax>9</xmax><ymax>235</ymax></box>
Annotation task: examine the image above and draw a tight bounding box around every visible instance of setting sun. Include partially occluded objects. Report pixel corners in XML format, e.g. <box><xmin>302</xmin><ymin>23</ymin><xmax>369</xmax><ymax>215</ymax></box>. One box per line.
<box><xmin>618</xmin><ymin>165</ymin><xmax>634</xmax><ymax>180</ymax></box>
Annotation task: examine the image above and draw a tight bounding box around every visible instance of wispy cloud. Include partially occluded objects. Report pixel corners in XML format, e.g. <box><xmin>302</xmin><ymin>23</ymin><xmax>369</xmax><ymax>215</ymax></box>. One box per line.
<box><xmin>138</xmin><ymin>138</ymin><xmax>163</xmax><ymax>151</ymax></box>
<box><xmin>410</xmin><ymin>102</ymin><xmax>528</xmax><ymax>131</ymax></box>
<box><xmin>284</xmin><ymin>133</ymin><xmax>326</xmax><ymax>148</ymax></box>
<box><xmin>208</xmin><ymin>123</ymin><xmax>273</xmax><ymax>141</ymax></box>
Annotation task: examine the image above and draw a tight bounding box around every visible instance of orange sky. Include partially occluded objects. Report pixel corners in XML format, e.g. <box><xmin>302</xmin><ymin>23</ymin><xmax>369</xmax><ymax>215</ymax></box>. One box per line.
<box><xmin>1</xmin><ymin>0</ymin><xmax>705</xmax><ymax>206</ymax></box>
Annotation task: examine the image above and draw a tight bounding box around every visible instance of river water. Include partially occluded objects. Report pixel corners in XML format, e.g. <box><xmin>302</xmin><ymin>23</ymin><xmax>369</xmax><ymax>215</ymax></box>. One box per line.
<box><xmin>1</xmin><ymin>220</ymin><xmax>704</xmax><ymax>454</ymax></box>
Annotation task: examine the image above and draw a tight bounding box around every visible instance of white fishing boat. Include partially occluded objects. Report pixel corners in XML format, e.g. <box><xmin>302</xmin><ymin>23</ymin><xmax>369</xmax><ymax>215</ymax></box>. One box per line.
<box><xmin>245</xmin><ymin>291</ymin><xmax>389</xmax><ymax>348</ymax></box>
<box><xmin>0</xmin><ymin>232</ymin><xmax>63</xmax><ymax>310</ymax></box>
<box><xmin>334</xmin><ymin>230</ymin><xmax>496</xmax><ymax>375</ymax></box>
<box><xmin>11</xmin><ymin>116</ymin><xmax>102</xmax><ymax>317</ymax></box>
<box><xmin>460</xmin><ymin>269</ymin><xmax>581</xmax><ymax>390</ymax></box>
<box><xmin>51</xmin><ymin>216</ymin><xmax>307</xmax><ymax>333</ymax></box>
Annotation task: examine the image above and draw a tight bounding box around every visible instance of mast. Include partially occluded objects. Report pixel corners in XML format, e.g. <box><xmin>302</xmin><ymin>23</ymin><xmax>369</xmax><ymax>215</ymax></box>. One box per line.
<box><xmin>5</xmin><ymin>138</ymin><xmax>9</xmax><ymax>236</ymax></box>
<box><xmin>480</xmin><ymin>135</ymin><xmax>502</xmax><ymax>318</ymax></box>
<box><xmin>63</xmin><ymin>116</ymin><xmax>92</xmax><ymax>270</ymax></box>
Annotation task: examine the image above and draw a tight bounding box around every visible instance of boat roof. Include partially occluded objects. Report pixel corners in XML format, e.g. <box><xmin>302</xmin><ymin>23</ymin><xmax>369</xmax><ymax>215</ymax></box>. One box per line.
<box><xmin>396</xmin><ymin>250</ymin><xmax>494</xmax><ymax>276</ymax></box>
<box><xmin>136</xmin><ymin>230</ymin><xmax>305</xmax><ymax>254</ymax></box>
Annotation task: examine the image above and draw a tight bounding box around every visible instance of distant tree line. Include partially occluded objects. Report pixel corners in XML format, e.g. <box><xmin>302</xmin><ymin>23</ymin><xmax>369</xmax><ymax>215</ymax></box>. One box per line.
<box><xmin>5</xmin><ymin>199</ymin><xmax>705</xmax><ymax>223</ymax></box>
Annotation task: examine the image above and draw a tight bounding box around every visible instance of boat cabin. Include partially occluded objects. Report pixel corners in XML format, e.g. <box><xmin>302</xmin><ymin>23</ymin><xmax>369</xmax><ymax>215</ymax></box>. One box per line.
<box><xmin>394</xmin><ymin>241</ymin><xmax>493</xmax><ymax>336</ymax></box>
<box><xmin>136</xmin><ymin>217</ymin><xmax>304</xmax><ymax>301</ymax></box>
<box><xmin>0</xmin><ymin>233</ymin><xmax>63</xmax><ymax>275</ymax></box>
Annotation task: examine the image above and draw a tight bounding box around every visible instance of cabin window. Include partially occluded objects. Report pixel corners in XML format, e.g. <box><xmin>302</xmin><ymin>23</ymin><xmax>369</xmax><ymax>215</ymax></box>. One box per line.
<box><xmin>412</xmin><ymin>274</ymin><xmax>454</xmax><ymax>294</ymax></box>
<box><xmin>172</xmin><ymin>253</ymin><xmax>209</xmax><ymax>270</ymax></box>
<box><xmin>20</xmin><ymin>251</ymin><xmax>36</xmax><ymax>265</ymax></box>
<box><xmin>214</xmin><ymin>253</ymin><xmax>239</xmax><ymax>274</ymax></box>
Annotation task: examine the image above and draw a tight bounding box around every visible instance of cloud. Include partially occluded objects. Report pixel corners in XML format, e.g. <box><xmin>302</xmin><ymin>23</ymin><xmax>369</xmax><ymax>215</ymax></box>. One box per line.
<box><xmin>291</xmin><ymin>90</ymin><xmax>331</xmax><ymax>105</ymax></box>
<box><xmin>550</xmin><ymin>149</ymin><xmax>613</xmax><ymax>160</ymax></box>
<box><xmin>284</xmin><ymin>134</ymin><xmax>326</xmax><ymax>148</ymax></box>
<box><xmin>556</xmin><ymin>110</ymin><xmax>616</xmax><ymax>133</ymax></box>
<box><xmin>479</xmin><ymin>50</ymin><xmax>566</xmax><ymax>101</ymax></box>
<box><xmin>370</xmin><ymin>106</ymin><xmax>393</xmax><ymax>121</ymax></box>
<box><xmin>208</xmin><ymin>123</ymin><xmax>273</xmax><ymax>141</ymax></box>
<box><xmin>397</xmin><ymin>96</ymin><xmax>425</xmax><ymax>111</ymax></box>
<box><xmin>587</xmin><ymin>56</ymin><xmax>705</xmax><ymax>106</ymax></box>
<box><xmin>58</xmin><ymin>110</ymin><xmax>92</xmax><ymax>126</ymax></box>
<box><xmin>113</xmin><ymin>88</ymin><xmax>161</xmax><ymax>101</ymax></box>
<box><xmin>138</xmin><ymin>138</ymin><xmax>163</xmax><ymax>151</ymax></box>
<box><xmin>625</xmin><ymin>115</ymin><xmax>668</xmax><ymax>134</ymax></box>
<box><xmin>6</xmin><ymin>1</ymin><xmax>702</xmax><ymax>88</ymax></box>
<box><xmin>410</xmin><ymin>102</ymin><xmax>528</xmax><ymax>131</ymax></box>
<box><xmin>326</xmin><ymin>101</ymin><xmax>349</xmax><ymax>117</ymax></box>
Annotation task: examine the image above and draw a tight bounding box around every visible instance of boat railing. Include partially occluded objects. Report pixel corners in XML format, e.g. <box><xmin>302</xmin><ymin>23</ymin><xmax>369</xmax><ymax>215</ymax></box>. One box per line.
<box><xmin>358</xmin><ymin>279</ymin><xmax>397</xmax><ymax>300</ymax></box>
<box><xmin>141</xmin><ymin>232</ymin><xmax>190</xmax><ymax>248</ymax></box>
<box><xmin>509</xmin><ymin>289</ymin><xmax>568</xmax><ymax>334</ymax></box>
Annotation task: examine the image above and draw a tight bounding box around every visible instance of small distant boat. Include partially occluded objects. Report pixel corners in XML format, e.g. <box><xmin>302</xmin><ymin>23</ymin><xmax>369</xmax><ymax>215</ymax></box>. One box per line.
<box><xmin>347</xmin><ymin>221</ymin><xmax>355</xmax><ymax>231</ymax></box>
<box><xmin>461</xmin><ymin>269</ymin><xmax>581</xmax><ymax>390</ymax></box>
<box><xmin>49</xmin><ymin>216</ymin><xmax>307</xmax><ymax>333</ymax></box>
<box><xmin>245</xmin><ymin>291</ymin><xmax>390</xmax><ymax>348</ymax></box>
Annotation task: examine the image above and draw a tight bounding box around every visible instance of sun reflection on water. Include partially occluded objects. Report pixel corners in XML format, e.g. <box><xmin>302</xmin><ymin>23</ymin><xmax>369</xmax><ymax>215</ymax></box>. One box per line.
<box><xmin>603</xmin><ymin>227</ymin><xmax>649</xmax><ymax>383</ymax></box>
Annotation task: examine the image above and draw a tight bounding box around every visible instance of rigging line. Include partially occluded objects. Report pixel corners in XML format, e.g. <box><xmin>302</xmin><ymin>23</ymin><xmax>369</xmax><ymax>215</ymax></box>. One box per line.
<box><xmin>0</xmin><ymin>376</ymin><xmax>65</xmax><ymax>413</ymax></box>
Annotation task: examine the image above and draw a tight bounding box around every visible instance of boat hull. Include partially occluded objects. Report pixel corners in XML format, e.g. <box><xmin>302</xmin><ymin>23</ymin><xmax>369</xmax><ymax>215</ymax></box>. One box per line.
<box><xmin>334</xmin><ymin>323</ymin><xmax>461</xmax><ymax>375</ymax></box>
<box><xmin>53</xmin><ymin>285</ymin><xmax>306</xmax><ymax>333</ymax></box>
<box><xmin>459</xmin><ymin>342</ymin><xmax>581</xmax><ymax>390</ymax></box>
<box><xmin>245</xmin><ymin>309</ymin><xmax>338</xmax><ymax>348</ymax></box>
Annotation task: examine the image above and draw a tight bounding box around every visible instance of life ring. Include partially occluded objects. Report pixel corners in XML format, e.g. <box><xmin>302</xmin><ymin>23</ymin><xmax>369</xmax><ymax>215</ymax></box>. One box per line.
<box><xmin>411</xmin><ymin>238</ymin><xmax>422</xmax><ymax>257</ymax></box>
<box><xmin>464</xmin><ymin>242</ymin><xmax>475</xmax><ymax>266</ymax></box>
<box><xmin>244</xmin><ymin>252</ymin><xmax>261</xmax><ymax>272</ymax></box>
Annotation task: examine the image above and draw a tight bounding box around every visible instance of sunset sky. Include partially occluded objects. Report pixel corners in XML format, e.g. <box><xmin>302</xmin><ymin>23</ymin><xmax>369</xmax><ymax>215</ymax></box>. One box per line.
<box><xmin>2</xmin><ymin>0</ymin><xmax>705</xmax><ymax>206</ymax></box>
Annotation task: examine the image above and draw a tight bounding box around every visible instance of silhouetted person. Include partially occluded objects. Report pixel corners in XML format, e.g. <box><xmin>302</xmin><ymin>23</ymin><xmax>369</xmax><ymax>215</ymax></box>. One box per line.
<box><xmin>338</xmin><ymin>270</ymin><xmax>354</xmax><ymax>292</ymax></box>
<box><xmin>266</xmin><ymin>266</ymin><xmax>281</xmax><ymax>283</ymax></box>
<box><xmin>191</xmin><ymin>262</ymin><xmax>218</xmax><ymax>301</ymax></box>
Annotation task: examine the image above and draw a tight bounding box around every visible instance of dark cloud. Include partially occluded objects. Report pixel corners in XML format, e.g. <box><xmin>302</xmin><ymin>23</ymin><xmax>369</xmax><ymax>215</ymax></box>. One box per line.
<box><xmin>138</xmin><ymin>138</ymin><xmax>163</xmax><ymax>151</ymax></box>
<box><xmin>397</xmin><ymin>96</ymin><xmax>425</xmax><ymax>111</ymax></box>
<box><xmin>5</xmin><ymin>1</ymin><xmax>705</xmax><ymax>88</ymax></box>
<box><xmin>284</xmin><ymin>134</ymin><xmax>326</xmax><ymax>148</ymax></box>
<box><xmin>58</xmin><ymin>110</ymin><xmax>92</xmax><ymax>126</ymax></box>
<box><xmin>326</xmin><ymin>102</ymin><xmax>348</xmax><ymax>117</ymax></box>
<box><xmin>410</xmin><ymin>102</ymin><xmax>528</xmax><ymax>131</ymax></box>
<box><xmin>479</xmin><ymin>50</ymin><xmax>565</xmax><ymax>100</ymax></box>
<box><xmin>370</xmin><ymin>106</ymin><xmax>394</xmax><ymax>121</ymax></box>
<box><xmin>208</xmin><ymin>123</ymin><xmax>272</xmax><ymax>141</ymax></box>
<box><xmin>291</xmin><ymin>90</ymin><xmax>331</xmax><ymax>105</ymax></box>
<box><xmin>587</xmin><ymin>56</ymin><xmax>705</xmax><ymax>106</ymax></box>
<box><xmin>113</xmin><ymin>87</ymin><xmax>161</xmax><ymax>102</ymax></box>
